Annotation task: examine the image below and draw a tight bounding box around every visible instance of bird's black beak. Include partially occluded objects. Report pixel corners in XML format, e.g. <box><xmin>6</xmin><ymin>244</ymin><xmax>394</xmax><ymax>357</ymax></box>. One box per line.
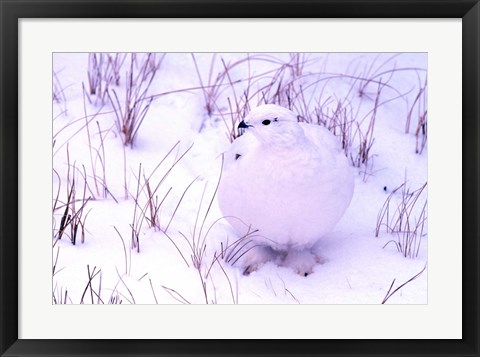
<box><xmin>238</xmin><ymin>120</ymin><xmax>251</xmax><ymax>130</ymax></box>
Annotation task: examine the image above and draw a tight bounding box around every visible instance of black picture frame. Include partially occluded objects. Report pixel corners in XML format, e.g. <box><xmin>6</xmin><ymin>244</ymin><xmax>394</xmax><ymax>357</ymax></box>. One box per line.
<box><xmin>1</xmin><ymin>1</ymin><xmax>478</xmax><ymax>356</ymax></box>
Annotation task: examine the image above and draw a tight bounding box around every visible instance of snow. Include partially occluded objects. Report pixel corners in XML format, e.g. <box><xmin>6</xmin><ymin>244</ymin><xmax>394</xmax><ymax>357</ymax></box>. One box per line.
<box><xmin>52</xmin><ymin>52</ymin><xmax>427</xmax><ymax>304</ymax></box>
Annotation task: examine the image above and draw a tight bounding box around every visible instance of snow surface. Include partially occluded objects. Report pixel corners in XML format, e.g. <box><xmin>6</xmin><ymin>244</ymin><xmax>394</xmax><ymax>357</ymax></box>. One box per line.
<box><xmin>52</xmin><ymin>53</ymin><xmax>427</xmax><ymax>304</ymax></box>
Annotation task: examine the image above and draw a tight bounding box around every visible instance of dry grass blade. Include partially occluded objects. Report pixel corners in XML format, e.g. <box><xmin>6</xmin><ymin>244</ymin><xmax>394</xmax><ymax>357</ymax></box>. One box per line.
<box><xmin>80</xmin><ymin>265</ymin><xmax>102</xmax><ymax>304</ymax></box>
<box><xmin>52</xmin><ymin>246</ymin><xmax>65</xmax><ymax>277</ymax></box>
<box><xmin>162</xmin><ymin>285</ymin><xmax>191</xmax><ymax>304</ymax></box>
<box><xmin>113</xmin><ymin>226</ymin><xmax>129</xmax><ymax>275</ymax></box>
<box><xmin>53</xmin><ymin>70</ymin><xmax>71</xmax><ymax>114</ymax></box>
<box><xmin>53</xmin><ymin>285</ymin><xmax>71</xmax><ymax>304</ymax></box>
<box><xmin>114</xmin><ymin>267</ymin><xmax>136</xmax><ymax>304</ymax></box>
<box><xmin>381</xmin><ymin>264</ymin><xmax>427</xmax><ymax>304</ymax></box>
<box><xmin>149</xmin><ymin>278</ymin><xmax>159</xmax><ymax>304</ymax></box>
<box><xmin>211</xmin><ymin>253</ymin><xmax>238</xmax><ymax>304</ymax></box>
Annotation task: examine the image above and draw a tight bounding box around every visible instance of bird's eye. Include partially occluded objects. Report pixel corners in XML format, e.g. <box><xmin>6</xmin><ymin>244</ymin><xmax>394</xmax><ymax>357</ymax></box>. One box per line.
<box><xmin>262</xmin><ymin>119</ymin><xmax>271</xmax><ymax>125</ymax></box>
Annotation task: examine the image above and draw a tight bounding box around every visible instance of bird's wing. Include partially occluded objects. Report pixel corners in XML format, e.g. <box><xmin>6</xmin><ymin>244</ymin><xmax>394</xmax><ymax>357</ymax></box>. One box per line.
<box><xmin>299</xmin><ymin>122</ymin><xmax>344</xmax><ymax>154</ymax></box>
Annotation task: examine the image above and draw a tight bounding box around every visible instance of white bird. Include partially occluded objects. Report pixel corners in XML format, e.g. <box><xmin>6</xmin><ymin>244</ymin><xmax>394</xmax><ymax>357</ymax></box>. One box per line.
<box><xmin>217</xmin><ymin>104</ymin><xmax>354</xmax><ymax>276</ymax></box>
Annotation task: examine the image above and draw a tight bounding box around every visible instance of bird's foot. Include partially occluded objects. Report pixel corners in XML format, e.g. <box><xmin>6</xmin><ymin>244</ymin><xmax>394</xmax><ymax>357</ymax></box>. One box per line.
<box><xmin>281</xmin><ymin>249</ymin><xmax>323</xmax><ymax>277</ymax></box>
<box><xmin>239</xmin><ymin>245</ymin><xmax>282</xmax><ymax>276</ymax></box>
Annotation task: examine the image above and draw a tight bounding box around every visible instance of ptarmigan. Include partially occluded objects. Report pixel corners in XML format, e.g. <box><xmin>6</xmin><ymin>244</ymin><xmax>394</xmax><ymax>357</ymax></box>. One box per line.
<box><xmin>217</xmin><ymin>104</ymin><xmax>354</xmax><ymax>276</ymax></box>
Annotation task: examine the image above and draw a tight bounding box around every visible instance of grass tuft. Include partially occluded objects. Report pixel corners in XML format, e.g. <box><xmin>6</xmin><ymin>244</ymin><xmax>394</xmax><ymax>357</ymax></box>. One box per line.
<box><xmin>87</xmin><ymin>53</ymin><xmax>127</xmax><ymax>105</ymax></box>
<box><xmin>108</xmin><ymin>53</ymin><xmax>165</xmax><ymax>147</ymax></box>
<box><xmin>53</xmin><ymin>146</ymin><xmax>92</xmax><ymax>246</ymax></box>
<box><xmin>376</xmin><ymin>177</ymin><xmax>427</xmax><ymax>258</ymax></box>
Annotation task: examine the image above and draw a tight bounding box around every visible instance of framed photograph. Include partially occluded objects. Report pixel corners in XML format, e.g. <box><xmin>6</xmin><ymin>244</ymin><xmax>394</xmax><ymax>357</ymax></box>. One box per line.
<box><xmin>1</xmin><ymin>0</ymin><xmax>478</xmax><ymax>356</ymax></box>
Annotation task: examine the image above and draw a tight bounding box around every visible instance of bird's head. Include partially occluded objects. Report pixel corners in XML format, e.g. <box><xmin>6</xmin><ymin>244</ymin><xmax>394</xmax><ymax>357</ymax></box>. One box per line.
<box><xmin>237</xmin><ymin>104</ymin><xmax>304</xmax><ymax>147</ymax></box>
